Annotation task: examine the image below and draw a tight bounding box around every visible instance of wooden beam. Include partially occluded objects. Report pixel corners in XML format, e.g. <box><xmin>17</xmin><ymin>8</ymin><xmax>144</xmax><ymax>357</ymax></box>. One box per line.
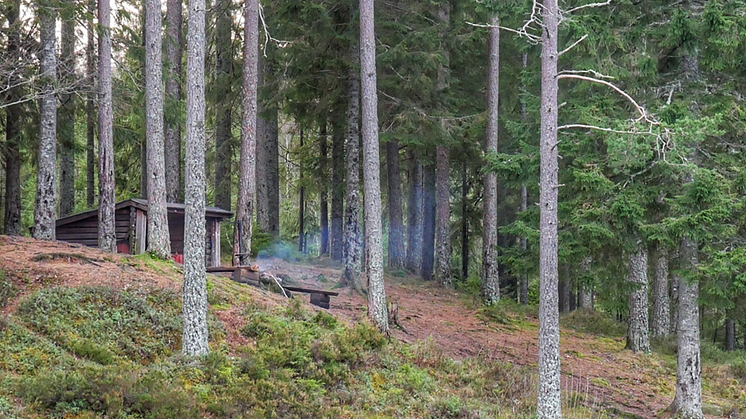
<box><xmin>136</xmin><ymin>209</ymin><xmax>147</xmax><ymax>253</ymax></box>
<box><xmin>211</xmin><ymin>219</ymin><xmax>221</xmax><ymax>267</ymax></box>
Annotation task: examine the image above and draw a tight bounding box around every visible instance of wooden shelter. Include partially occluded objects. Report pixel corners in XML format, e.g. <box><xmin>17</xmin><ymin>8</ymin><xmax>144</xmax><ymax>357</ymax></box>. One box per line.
<box><xmin>55</xmin><ymin>199</ymin><xmax>233</xmax><ymax>267</ymax></box>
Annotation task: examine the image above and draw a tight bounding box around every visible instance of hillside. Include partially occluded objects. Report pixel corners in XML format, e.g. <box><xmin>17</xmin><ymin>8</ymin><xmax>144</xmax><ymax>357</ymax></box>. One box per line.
<box><xmin>0</xmin><ymin>236</ymin><xmax>743</xmax><ymax>418</ymax></box>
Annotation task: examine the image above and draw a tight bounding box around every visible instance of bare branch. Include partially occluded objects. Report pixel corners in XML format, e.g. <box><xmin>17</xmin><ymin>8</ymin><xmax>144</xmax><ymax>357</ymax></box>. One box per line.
<box><xmin>465</xmin><ymin>21</ymin><xmax>540</xmax><ymax>43</ymax></box>
<box><xmin>258</xmin><ymin>2</ymin><xmax>292</xmax><ymax>56</ymax></box>
<box><xmin>557</xmin><ymin>73</ymin><xmax>654</xmax><ymax>123</ymax></box>
<box><xmin>557</xmin><ymin>69</ymin><xmax>614</xmax><ymax>79</ymax></box>
<box><xmin>565</xmin><ymin>0</ymin><xmax>612</xmax><ymax>14</ymax></box>
<box><xmin>558</xmin><ymin>34</ymin><xmax>588</xmax><ymax>57</ymax></box>
<box><xmin>558</xmin><ymin>124</ymin><xmax>658</xmax><ymax>135</ymax></box>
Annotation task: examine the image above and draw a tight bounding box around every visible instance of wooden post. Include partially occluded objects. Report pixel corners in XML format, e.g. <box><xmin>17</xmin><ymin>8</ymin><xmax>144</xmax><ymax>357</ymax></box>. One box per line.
<box><xmin>129</xmin><ymin>207</ymin><xmax>137</xmax><ymax>254</ymax></box>
<box><xmin>211</xmin><ymin>218</ymin><xmax>221</xmax><ymax>267</ymax></box>
<box><xmin>136</xmin><ymin>209</ymin><xmax>147</xmax><ymax>253</ymax></box>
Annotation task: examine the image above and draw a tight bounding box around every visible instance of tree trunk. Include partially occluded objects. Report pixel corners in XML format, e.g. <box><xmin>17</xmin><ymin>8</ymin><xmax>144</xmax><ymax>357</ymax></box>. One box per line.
<box><xmin>672</xmin><ymin>237</ymin><xmax>703</xmax><ymax>418</ymax></box>
<box><xmin>299</xmin><ymin>129</ymin><xmax>306</xmax><ymax>253</ymax></box>
<box><xmin>165</xmin><ymin>0</ymin><xmax>183</xmax><ymax>203</ymax></box>
<box><xmin>652</xmin><ymin>246</ymin><xmax>671</xmax><ymax>337</ymax></box>
<box><xmin>405</xmin><ymin>149</ymin><xmax>423</xmax><ymax>273</ymax></box>
<box><xmin>331</xmin><ymin>120</ymin><xmax>345</xmax><ymax>262</ymax></box>
<box><xmin>183</xmin><ymin>0</ymin><xmax>209</xmax><ymax>356</ymax></box>
<box><xmin>626</xmin><ymin>245</ymin><xmax>650</xmax><ymax>353</ymax></box>
<box><xmin>578</xmin><ymin>256</ymin><xmax>593</xmax><ymax>309</ymax></box>
<box><xmin>481</xmin><ymin>17</ymin><xmax>500</xmax><ymax>304</ymax></box>
<box><xmin>519</xmin><ymin>185</ymin><xmax>529</xmax><ymax>305</ymax></box>
<box><xmin>433</xmin><ymin>0</ymin><xmax>451</xmax><ymax>288</ymax></box>
<box><xmin>670</xmin><ymin>267</ymin><xmax>680</xmax><ymax>334</ymax></box>
<box><xmin>255</xmin><ymin>58</ymin><xmax>280</xmax><ymax>235</ymax></box>
<box><xmin>59</xmin><ymin>9</ymin><xmax>76</xmax><ymax>217</ymax></box>
<box><xmin>34</xmin><ymin>0</ymin><xmax>58</xmax><ymax>241</ymax></box>
<box><xmin>725</xmin><ymin>318</ymin><xmax>735</xmax><ymax>352</ymax></box>
<box><xmin>98</xmin><ymin>0</ymin><xmax>116</xmax><ymax>251</ymax></box>
<box><xmin>86</xmin><ymin>0</ymin><xmax>96</xmax><ymax>209</ymax></box>
<box><xmin>460</xmin><ymin>160</ymin><xmax>468</xmax><ymax>281</ymax></box>
<box><xmin>233</xmin><ymin>0</ymin><xmax>257</xmax><ymax>266</ymax></box>
<box><xmin>145</xmin><ymin>0</ymin><xmax>171</xmax><ymax>259</ymax></box>
<box><xmin>560</xmin><ymin>266</ymin><xmax>571</xmax><ymax>314</ymax></box>
<box><xmin>140</xmin><ymin>139</ymin><xmax>147</xmax><ymax>198</ymax></box>
<box><xmin>319</xmin><ymin>122</ymin><xmax>329</xmax><ymax>256</ymax></box>
<box><xmin>3</xmin><ymin>0</ymin><xmax>22</xmax><ymax>235</ymax></box>
<box><xmin>360</xmin><ymin>0</ymin><xmax>388</xmax><ymax>333</ymax></box>
<box><xmin>538</xmin><ymin>0</ymin><xmax>561</xmax><ymax>416</ymax></box>
<box><xmin>213</xmin><ymin>0</ymin><xmax>233</xmax><ymax>211</ymax></box>
<box><xmin>421</xmin><ymin>163</ymin><xmax>436</xmax><ymax>281</ymax></box>
<box><xmin>343</xmin><ymin>55</ymin><xmax>363</xmax><ymax>290</ymax></box>
<box><xmin>387</xmin><ymin>139</ymin><xmax>405</xmax><ymax>269</ymax></box>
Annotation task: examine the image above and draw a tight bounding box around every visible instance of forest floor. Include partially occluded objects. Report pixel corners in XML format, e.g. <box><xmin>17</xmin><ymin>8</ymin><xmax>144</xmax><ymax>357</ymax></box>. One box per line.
<box><xmin>0</xmin><ymin>236</ymin><xmax>741</xmax><ymax>418</ymax></box>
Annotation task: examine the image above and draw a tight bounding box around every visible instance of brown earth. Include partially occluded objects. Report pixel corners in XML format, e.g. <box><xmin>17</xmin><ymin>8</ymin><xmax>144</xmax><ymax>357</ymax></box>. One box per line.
<box><xmin>0</xmin><ymin>237</ymin><xmax>732</xmax><ymax>418</ymax></box>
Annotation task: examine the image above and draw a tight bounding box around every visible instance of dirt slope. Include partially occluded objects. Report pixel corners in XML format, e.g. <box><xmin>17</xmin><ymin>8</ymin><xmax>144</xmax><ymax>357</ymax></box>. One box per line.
<box><xmin>0</xmin><ymin>237</ymin><xmax>730</xmax><ymax>418</ymax></box>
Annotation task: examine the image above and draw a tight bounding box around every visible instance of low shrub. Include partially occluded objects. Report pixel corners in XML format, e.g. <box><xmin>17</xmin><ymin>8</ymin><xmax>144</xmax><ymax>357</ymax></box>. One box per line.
<box><xmin>560</xmin><ymin>309</ymin><xmax>627</xmax><ymax>337</ymax></box>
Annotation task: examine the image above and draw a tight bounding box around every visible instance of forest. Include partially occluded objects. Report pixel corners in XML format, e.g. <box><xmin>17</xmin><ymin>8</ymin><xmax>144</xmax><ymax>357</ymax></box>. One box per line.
<box><xmin>1</xmin><ymin>0</ymin><xmax>746</xmax><ymax>418</ymax></box>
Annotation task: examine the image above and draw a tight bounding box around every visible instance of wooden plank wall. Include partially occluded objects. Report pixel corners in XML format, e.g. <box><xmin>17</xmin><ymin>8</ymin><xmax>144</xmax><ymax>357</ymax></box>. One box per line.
<box><xmin>56</xmin><ymin>208</ymin><xmax>131</xmax><ymax>249</ymax></box>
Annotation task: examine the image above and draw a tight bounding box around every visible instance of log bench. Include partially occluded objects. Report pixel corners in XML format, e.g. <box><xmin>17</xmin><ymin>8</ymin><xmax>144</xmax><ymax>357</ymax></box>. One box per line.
<box><xmin>206</xmin><ymin>266</ymin><xmax>338</xmax><ymax>309</ymax></box>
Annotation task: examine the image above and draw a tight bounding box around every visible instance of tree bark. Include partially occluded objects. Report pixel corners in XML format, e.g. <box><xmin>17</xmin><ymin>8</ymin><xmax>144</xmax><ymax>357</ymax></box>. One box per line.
<box><xmin>59</xmin><ymin>7</ymin><xmax>76</xmax><ymax>217</ymax></box>
<box><xmin>3</xmin><ymin>0</ymin><xmax>22</xmax><ymax>235</ymax></box>
<box><xmin>538</xmin><ymin>0</ymin><xmax>561</xmax><ymax>416</ymax></box>
<box><xmin>183</xmin><ymin>0</ymin><xmax>209</xmax><ymax>356</ymax></box>
<box><xmin>652</xmin><ymin>246</ymin><xmax>671</xmax><ymax>337</ymax></box>
<box><xmin>460</xmin><ymin>160</ymin><xmax>468</xmax><ymax>280</ymax></box>
<box><xmin>725</xmin><ymin>318</ymin><xmax>735</xmax><ymax>352</ymax></box>
<box><xmin>145</xmin><ymin>0</ymin><xmax>171</xmax><ymax>259</ymax></box>
<box><xmin>433</xmin><ymin>1</ymin><xmax>451</xmax><ymax>287</ymax></box>
<box><xmin>481</xmin><ymin>16</ymin><xmax>500</xmax><ymax>304</ymax></box>
<box><xmin>34</xmin><ymin>0</ymin><xmax>58</xmax><ymax>241</ymax></box>
<box><xmin>626</xmin><ymin>245</ymin><xmax>650</xmax><ymax>353</ymax></box>
<box><xmin>299</xmin><ymin>129</ymin><xmax>306</xmax><ymax>253</ymax></box>
<box><xmin>86</xmin><ymin>0</ymin><xmax>96</xmax><ymax>209</ymax></box>
<box><xmin>255</xmin><ymin>57</ymin><xmax>280</xmax><ymax>235</ymax></box>
<box><xmin>672</xmin><ymin>237</ymin><xmax>703</xmax><ymax>419</ymax></box>
<box><xmin>343</xmin><ymin>56</ymin><xmax>363</xmax><ymax>290</ymax></box>
<box><xmin>360</xmin><ymin>0</ymin><xmax>388</xmax><ymax>333</ymax></box>
<box><xmin>560</xmin><ymin>266</ymin><xmax>571</xmax><ymax>314</ymax></box>
<box><xmin>319</xmin><ymin>122</ymin><xmax>329</xmax><ymax>255</ymax></box>
<box><xmin>578</xmin><ymin>256</ymin><xmax>593</xmax><ymax>309</ymax></box>
<box><xmin>387</xmin><ymin>139</ymin><xmax>405</xmax><ymax>269</ymax></box>
<box><xmin>421</xmin><ymin>163</ymin><xmax>436</xmax><ymax>281</ymax></box>
<box><xmin>405</xmin><ymin>149</ymin><xmax>423</xmax><ymax>273</ymax></box>
<box><xmin>331</xmin><ymin>120</ymin><xmax>345</xmax><ymax>261</ymax></box>
<box><xmin>97</xmin><ymin>0</ymin><xmax>116</xmax><ymax>251</ymax></box>
<box><xmin>213</xmin><ymin>0</ymin><xmax>233</xmax><ymax>211</ymax></box>
<box><xmin>165</xmin><ymin>0</ymin><xmax>183</xmax><ymax>203</ymax></box>
<box><xmin>233</xmin><ymin>0</ymin><xmax>257</xmax><ymax>266</ymax></box>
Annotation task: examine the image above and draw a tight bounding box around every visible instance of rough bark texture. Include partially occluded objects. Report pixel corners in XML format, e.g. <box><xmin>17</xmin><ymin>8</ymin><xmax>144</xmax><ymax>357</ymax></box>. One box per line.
<box><xmin>433</xmin><ymin>1</ymin><xmax>451</xmax><ymax>288</ymax></box>
<box><xmin>559</xmin><ymin>270</ymin><xmax>570</xmax><ymax>314</ymax></box>
<box><xmin>3</xmin><ymin>0</ymin><xmax>22</xmax><ymax>235</ymax></box>
<box><xmin>725</xmin><ymin>318</ymin><xmax>735</xmax><ymax>352</ymax></box>
<box><xmin>299</xmin><ymin>129</ymin><xmax>306</xmax><ymax>253</ymax></box>
<box><xmin>343</xmin><ymin>59</ymin><xmax>363</xmax><ymax>291</ymax></box>
<box><xmin>213</xmin><ymin>0</ymin><xmax>233</xmax><ymax>211</ymax></box>
<box><xmin>626</xmin><ymin>246</ymin><xmax>650</xmax><ymax>353</ymax></box>
<box><xmin>234</xmin><ymin>0</ymin><xmax>258</xmax><ymax>266</ymax></box>
<box><xmin>652</xmin><ymin>246</ymin><xmax>671</xmax><ymax>337</ymax></box>
<box><xmin>165</xmin><ymin>0</ymin><xmax>183</xmax><ymax>203</ymax></box>
<box><xmin>421</xmin><ymin>164</ymin><xmax>436</xmax><ymax>281</ymax></box>
<box><xmin>405</xmin><ymin>150</ymin><xmax>423</xmax><ymax>273</ymax></box>
<box><xmin>59</xmin><ymin>10</ymin><xmax>76</xmax><ymax>217</ymax></box>
<box><xmin>319</xmin><ymin>123</ymin><xmax>330</xmax><ymax>255</ymax></box>
<box><xmin>387</xmin><ymin>140</ymin><xmax>405</xmax><ymax>269</ymax></box>
<box><xmin>672</xmin><ymin>237</ymin><xmax>703</xmax><ymax>419</ymax></box>
<box><xmin>86</xmin><ymin>0</ymin><xmax>96</xmax><ymax>209</ymax></box>
<box><xmin>182</xmin><ymin>0</ymin><xmax>209</xmax><ymax>356</ymax></box>
<box><xmin>34</xmin><ymin>1</ymin><xmax>58</xmax><ymax>241</ymax></box>
<box><xmin>481</xmin><ymin>17</ymin><xmax>500</xmax><ymax>304</ymax></box>
<box><xmin>519</xmin><ymin>184</ymin><xmax>529</xmax><ymax>305</ymax></box>
<box><xmin>434</xmin><ymin>145</ymin><xmax>451</xmax><ymax>286</ymax></box>
<box><xmin>145</xmin><ymin>0</ymin><xmax>171</xmax><ymax>259</ymax></box>
<box><xmin>671</xmin><ymin>267</ymin><xmax>680</xmax><ymax>334</ymax></box>
<box><xmin>97</xmin><ymin>0</ymin><xmax>116</xmax><ymax>251</ymax></box>
<box><xmin>538</xmin><ymin>1</ymin><xmax>561</xmax><ymax>417</ymax></box>
<box><xmin>256</xmin><ymin>58</ymin><xmax>280</xmax><ymax>235</ymax></box>
<box><xmin>330</xmin><ymin>121</ymin><xmax>345</xmax><ymax>262</ymax></box>
<box><xmin>460</xmin><ymin>161</ymin><xmax>468</xmax><ymax>280</ymax></box>
<box><xmin>578</xmin><ymin>256</ymin><xmax>593</xmax><ymax>309</ymax></box>
<box><xmin>360</xmin><ymin>0</ymin><xmax>388</xmax><ymax>333</ymax></box>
